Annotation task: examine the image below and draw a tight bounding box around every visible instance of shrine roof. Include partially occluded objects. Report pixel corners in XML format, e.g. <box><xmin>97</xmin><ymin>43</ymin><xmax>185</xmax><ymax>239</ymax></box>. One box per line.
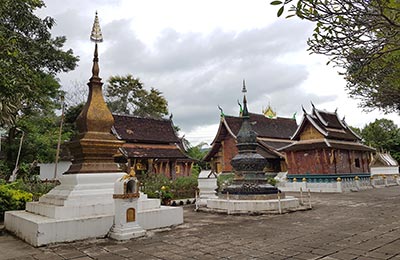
<box><xmin>113</xmin><ymin>114</ymin><xmax>180</xmax><ymax>143</ymax></box>
<box><xmin>371</xmin><ymin>152</ymin><xmax>399</xmax><ymax>167</ymax></box>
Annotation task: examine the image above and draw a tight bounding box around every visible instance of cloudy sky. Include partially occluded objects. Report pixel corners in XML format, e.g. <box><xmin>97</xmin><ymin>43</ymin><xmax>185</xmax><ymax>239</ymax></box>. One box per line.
<box><xmin>38</xmin><ymin>0</ymin><xmax>399</xmax><ymax>145</ymax></box>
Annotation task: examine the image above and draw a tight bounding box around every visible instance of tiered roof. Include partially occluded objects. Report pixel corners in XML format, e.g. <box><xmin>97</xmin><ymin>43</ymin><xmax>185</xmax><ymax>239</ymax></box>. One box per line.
<box><xmin>203</xmin><ymin>113</ymin><xmax>297</xmax><ymax>161</ymax></box>
<box><xmin>112</xmin><ymin>114</ymin><xmax>194</xmax><ymax>161</ymax></box>
<box><xmin>279</xmin><ymin>105</ymin><xmax>374</xmax><ymax>152</ymax></box>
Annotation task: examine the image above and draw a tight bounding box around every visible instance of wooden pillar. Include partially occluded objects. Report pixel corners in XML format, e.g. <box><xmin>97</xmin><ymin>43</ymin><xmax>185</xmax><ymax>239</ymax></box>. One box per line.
<box><xmin>148</xmin><ymin>159</ymin><xmax>154</xmax><ymax>174</ymax></box>
<box><xmin>348</xmin><ymin>150</ymin><xmax>352</xmax><ymax>173</ymax></box>
<box><xmin>171</xmin><ymin>160</ymin><xmax>177</xmax><ymax>180</ymax></box>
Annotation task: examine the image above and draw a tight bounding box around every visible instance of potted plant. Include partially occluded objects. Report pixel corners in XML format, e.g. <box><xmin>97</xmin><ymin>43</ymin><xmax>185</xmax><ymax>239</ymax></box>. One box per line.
<box><xmin>160</xmin><ymin>186</ymin><xmax>173</xmax><ymax>205</ymax></box>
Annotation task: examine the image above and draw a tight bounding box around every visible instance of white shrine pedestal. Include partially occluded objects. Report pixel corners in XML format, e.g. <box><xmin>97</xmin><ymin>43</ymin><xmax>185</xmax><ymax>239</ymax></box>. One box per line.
<box><xmin>5</xmin><ymin>173</ymin><xmax>183</xmax><ymax>246</ymax></box>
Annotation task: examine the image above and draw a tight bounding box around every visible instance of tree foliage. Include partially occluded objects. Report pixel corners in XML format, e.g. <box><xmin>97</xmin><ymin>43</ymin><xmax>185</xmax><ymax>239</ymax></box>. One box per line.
<box><xmin>105</xmin><ymin>75</ymin><xmax>169</xmax><ymax>119</ymax></box>
<box><xmin>0</xmin><ymin>0</ymin><xmax>78</xmax><ymax>127</ymax></box>
<box><xmin>360</xmin><ymin>118</ymin><xmax>400</xmax><ymax>162</ymax></box>
<box><xmin>271</xmin><ymin>0</ymin><xmax>400</xmax><ymax>113</ymax></box>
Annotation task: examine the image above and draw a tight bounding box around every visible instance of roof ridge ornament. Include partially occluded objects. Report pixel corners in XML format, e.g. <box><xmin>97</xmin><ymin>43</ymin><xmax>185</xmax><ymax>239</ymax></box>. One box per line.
<box><xmin>242</xmin><ymin>79</ymin><xmax>249</xmax><ymax>117</ymax></box>
<box><xmin>90</xmin><ymin>11</ymin><xmax>103</xmax><ymax>43</ymax></box>
<box><xmin>302</xmin><ymin>105</ymin><xmax>307</xmax><ymax>114</ymax></box>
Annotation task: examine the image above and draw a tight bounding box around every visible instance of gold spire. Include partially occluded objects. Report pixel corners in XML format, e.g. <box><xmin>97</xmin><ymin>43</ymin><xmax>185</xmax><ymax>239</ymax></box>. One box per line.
<box><xmin>65</xmin><ymin>12</ymin><xmax>124</xmax><ymax>174</ymax></box>
<box><xmin>90</xmin><ymin>11</ymin><xmax>103</xmax><ymax>43</ymax></box>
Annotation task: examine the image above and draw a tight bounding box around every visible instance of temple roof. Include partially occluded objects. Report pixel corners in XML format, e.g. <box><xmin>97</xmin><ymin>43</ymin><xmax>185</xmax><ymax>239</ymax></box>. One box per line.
<box><xmin>291</xmin><ymin>105</ymin><xmax>361</xmax><ymax>141</ymax></box>
<box><xmin>113</xmin><ymin>114</ymin><xmax>180</xmax><ymax>144</ymax></box>
<box><xmin>203</xmin><ymin>112</ymin><xmax>297</xmax><ymax>161</ymax></box>
<box><xmin>120</xmin><ymin>144</ymin><xmax>193</xmax><ymax>160</ymax></box>
<box><xmin>220</xmin><ymin>113</ymin><xmax>297</xmax><ymax>142</ymax></box>
<box><xmin>278</xmin><ymin>138</ymin><xmax>375</xmax><ymax>152</ymax></box>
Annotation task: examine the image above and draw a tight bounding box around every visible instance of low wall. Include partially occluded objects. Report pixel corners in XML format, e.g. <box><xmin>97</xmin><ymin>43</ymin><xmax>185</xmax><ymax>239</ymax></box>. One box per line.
<box><xmin>278</xmin><ymin>173</ymin><xmax>400</xmax><ymax>193</ymax></box>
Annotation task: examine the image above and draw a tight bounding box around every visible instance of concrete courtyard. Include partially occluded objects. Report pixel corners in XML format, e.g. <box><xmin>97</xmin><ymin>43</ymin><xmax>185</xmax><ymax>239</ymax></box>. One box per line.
<box><xmin>1</xmin><ymin>186</ymin><xmax>400</xmax><ymax>260</ymax></box>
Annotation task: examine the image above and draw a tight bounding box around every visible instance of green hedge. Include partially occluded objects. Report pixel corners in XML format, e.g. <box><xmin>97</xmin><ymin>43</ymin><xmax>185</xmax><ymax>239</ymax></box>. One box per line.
<box><xmin>0</xmin><ymin>182</ymin><xmax>33</xmax><ymax>221</ymax></box>
<box><xmin>139</xmin><ymin>173</ymin><xmax>198</xmax><ymax>200</ymax></box>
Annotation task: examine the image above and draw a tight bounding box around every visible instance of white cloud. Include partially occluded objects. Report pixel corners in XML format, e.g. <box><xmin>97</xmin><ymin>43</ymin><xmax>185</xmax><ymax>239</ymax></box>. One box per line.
<box><xmin>40</xmin><ymin>0</ymin><xmax>399</xmax><ymax>146</ymax></box>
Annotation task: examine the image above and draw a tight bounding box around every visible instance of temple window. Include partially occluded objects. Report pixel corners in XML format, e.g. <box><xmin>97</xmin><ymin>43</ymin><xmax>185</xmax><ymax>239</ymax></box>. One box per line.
<box><xmin>355</xmin><ymin>158</ymin><xmax>361</xmax><ymax>168</ymax></box>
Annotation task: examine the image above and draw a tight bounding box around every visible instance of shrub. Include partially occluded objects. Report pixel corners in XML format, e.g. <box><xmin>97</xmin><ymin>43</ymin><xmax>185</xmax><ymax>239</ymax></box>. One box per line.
<box><xmin>267</xmin><ymin>177</ymin><xmax>278</xmax><ymax>186</ymax></box>
<box><xmin>0</xmin><ymin>182</ymin><xmax>33</xmax><ymax>221</ymax></box>
<box><xmin>140</xmin><ymin>173</ymin><xmax>198</xmax><ymax>200</ymax></box>
<box><xmin>217</xmin><ymin>173</ymin><xmax>235</xmax><ymax>192</ymax></box>
<box><xmin>139</xmin><ymin>173</ymin><xmax>170</xmax><ymax>199</ymax></box>
<box><xmin>9</xmin><ymin>177</ymin><xmax>57</xmax><ymax>201</ymax></box>
<box><xmin>170</xmin><ymin>176</ymin><xmax>197</xmax><ymax>199</ymax></box>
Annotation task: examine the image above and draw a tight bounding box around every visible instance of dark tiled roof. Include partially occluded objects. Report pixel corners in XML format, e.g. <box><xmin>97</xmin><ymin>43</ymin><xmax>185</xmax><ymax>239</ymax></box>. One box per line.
<box><xmin>280</xmin><ymin>139</ymin><xmax>375</xmax><ymax>152</ymax></box>
<box><xmin>313</xmin><ymin>109</ymin><xmax>343</xmax><ymax>129</ymax></box>
<box><xmin>122</xmin><ymin>146</ymin><xmax>191</xmax><ymax>159</ymax></box>
<box><xmin>258</xmin><ymin>140</ymin><xmax>294</xmax><ymax>150</ymax></box>
<box><xmin>224</xmin><ymin>113</ymin><xmax>297</xmax><ymax>139</ymax></box>
<box><xmin>113</xmin><ymin>114</ymin><xmax>179</xmax><ymax>143</ymax></box>
<box><xmin>292</xmin><ymin>108</ymin><xmax>360</xmax><ymax>141</ymax></box>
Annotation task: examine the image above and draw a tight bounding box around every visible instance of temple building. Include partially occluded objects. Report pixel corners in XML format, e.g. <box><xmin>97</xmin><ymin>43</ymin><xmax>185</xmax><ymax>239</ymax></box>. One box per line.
<box><xmin>279</xmin><ymin>104</ymin><xmax>375</xmax><ymax>181</ymax></box>
<box><xmin>203</xmin><ymin>105</ymin><xmax>298</xmax><ymax>174</ymax></box>
<box><xmin>112</xmin><ymin>114</ymin><xmax>195</xmax><ymax>179</ymax></box>
<box><xmin>370</xmin><ymin>152</ymin><xmax>399</xmax><ymax>176</ymax></box>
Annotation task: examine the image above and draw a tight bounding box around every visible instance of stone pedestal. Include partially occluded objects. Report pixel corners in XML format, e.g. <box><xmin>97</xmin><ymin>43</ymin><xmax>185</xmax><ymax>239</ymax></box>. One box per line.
<box><xmin>5</xmin><ymin>173</ymin><xmax>124</xmax><ymax>246</ymax></box>
<box><xmin>207</xmin><ymin>196</ymin><xmax>300</xmax><ymax>214</ymax></box>
<box><xmin>5</xmin><ymin>173</ymin><xmax>184</xmax><ymax>246</ymax></box>
<box><xmin>197</xmin><ymin>170</ymin><xmax>218</xmax><ymax>206</ymax></box>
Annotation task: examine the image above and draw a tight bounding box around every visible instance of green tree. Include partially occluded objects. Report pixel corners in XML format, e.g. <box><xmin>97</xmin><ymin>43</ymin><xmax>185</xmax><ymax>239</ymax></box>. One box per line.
<box><xmin>105</xmin><ymin>75</ymin><xmax>169</xmax><ymax>119</ymax></box>
<box><xmin>3</xmin><ymin>107</ymin><xmax>75</xmax><ymax>180</ymax></box>
<box><xmin>360</xmin><ymin>119</ymin><xmax>400</xmax><ymax>162</ymax></box>
<box><xmin>271</xmin><ymin>0</ymin><xmax>400</xmax><ymax>113</ymax></box>
<box><xmin>0</xmin><ymin>0</ymin><xmax>78</xmax><ymax>127</ymax></box>
<box><xmin>184</xmin><ymin>141</ymin><xmax>210</xmax><ymax>173</ymax></box>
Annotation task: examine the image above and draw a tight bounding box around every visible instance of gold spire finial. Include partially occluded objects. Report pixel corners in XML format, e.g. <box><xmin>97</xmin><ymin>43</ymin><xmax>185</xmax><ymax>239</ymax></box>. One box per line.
<box><xmin>90</xmin><ymin>11</ymin><xmax>103</xmax><ymax>43</ymax></box>
<box><xmin>64</xmin><ymin>11</ymin><xmax>125</xmax><ymax>174</ymax></box>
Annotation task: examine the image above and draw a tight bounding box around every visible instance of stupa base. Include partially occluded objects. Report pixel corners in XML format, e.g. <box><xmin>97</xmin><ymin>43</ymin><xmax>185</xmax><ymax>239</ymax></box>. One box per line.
<box><xmin>204</xmin><ymin>196</ymin><xmax>301</xmax><ymax>214</ymax></box>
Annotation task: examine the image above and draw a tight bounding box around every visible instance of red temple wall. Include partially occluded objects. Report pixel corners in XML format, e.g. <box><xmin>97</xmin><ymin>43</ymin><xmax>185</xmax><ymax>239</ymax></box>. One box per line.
<box><xmin>287</xmin><ymin>149</ymin><xmax>370</xmax><ymax>175</ymax></box>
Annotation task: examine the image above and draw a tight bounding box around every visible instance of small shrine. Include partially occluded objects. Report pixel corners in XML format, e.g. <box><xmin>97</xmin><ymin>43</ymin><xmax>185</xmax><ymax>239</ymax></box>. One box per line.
<box><xmin>109</xmin><ymin>168</ymin><xmax>146</xmax><ymax>240</ymax></box>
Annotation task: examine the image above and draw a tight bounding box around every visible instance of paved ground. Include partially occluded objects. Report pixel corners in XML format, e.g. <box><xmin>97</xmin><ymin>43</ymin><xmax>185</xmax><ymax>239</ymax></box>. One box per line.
<box><xmin>2</xmin><ymin>186</ymin><xmax>400</xmax><ymax>260</ymax></box>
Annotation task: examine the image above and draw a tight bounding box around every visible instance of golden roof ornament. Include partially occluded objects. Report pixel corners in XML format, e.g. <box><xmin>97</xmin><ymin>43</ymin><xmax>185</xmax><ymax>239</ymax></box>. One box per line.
<box><xmin>263</xmin><ymin>104</ymin><xmax>277</xmax><ymax>119</ymax></box>
<box><xmin>90</xmin><ymin>11</ymin><xmax>103</xmax><ymax>43</ymax></box>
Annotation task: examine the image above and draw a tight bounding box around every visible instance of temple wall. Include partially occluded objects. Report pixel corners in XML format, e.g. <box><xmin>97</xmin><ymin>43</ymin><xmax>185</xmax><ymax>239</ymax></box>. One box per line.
<box><xmin>221</xmin><ymin>136</ymin><xmax>237</xmax><ymax>173</ymax></box>
<box><xmin>287</xmin><ymin>149</ymin><xmax>370</xmax><ymax>175</ymax></box>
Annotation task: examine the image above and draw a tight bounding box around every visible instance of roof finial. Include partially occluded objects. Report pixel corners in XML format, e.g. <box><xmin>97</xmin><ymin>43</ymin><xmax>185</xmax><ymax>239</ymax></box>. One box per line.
<box><xmin>242</xmin><ymin>79</ymin><xmax>247</xmax><ymax>94</ymax></box>
<box><xmin>90</xmin><ymin>11</ymin><xmax>103</xmax><ymax>43</ymax></box>
<box><xmin>90</xmin><ymin>11</ymin><xmax>103</xmax><ymax>79</ymax></box>
<box><xmin>302</xmin><ymin>105</ymin><xmax>307</xmax><ymax>114</ymax></box>
<box><xmin>218</xmin><ymin>105</ymin><xmax>225</xmax><ymax>117</ymax></box>
<box><xmin>242</xmin><ymin>80</ymin><xmax>249</xmax><ymax>117</ymax></box>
